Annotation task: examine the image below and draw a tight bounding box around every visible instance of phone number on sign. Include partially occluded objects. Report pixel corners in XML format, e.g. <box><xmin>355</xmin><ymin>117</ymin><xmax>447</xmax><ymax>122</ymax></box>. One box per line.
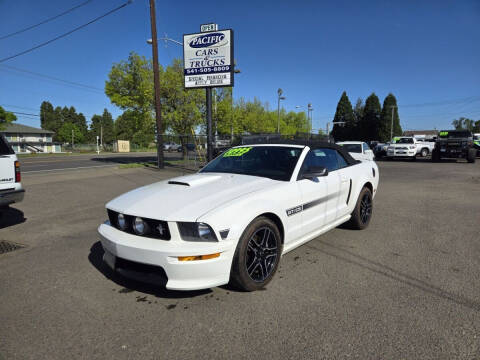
<box><xmin>185</xmin><ymin>66</ymin><xmax>230</xmax><ymax>75</ymax></box>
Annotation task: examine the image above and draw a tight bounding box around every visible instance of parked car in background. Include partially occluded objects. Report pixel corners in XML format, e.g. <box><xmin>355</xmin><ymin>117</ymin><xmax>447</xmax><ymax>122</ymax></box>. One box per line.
<box><xmin>386</xmin><ymin>137</ymin><xmax>435</xmax><ymax>160</ymax></box>
<box><xmin>0</xmin><ymin>135</ymin><xmax>24</xmax><ymax>217</ymax></box>
<box><xmin>373</xmin><ymin>142</ymin><xmax>390</xmax><ymax>158</ymax></box>
<box><xmin>337</xmin><ymin>141</ymin><xmax>374</xmax><ymax>161</ymax></box>
<box><xmin>432</xmin><ymin>130</ymin><xmax>476</xmax><ymax>163</ymax></box>
<box><xmin>163</xmin><ymin>142</ymin><xmax>181</xmax><ymax>152</ymax></box>
<box><xmin>177</xmin><ymin>143</ymin><xmax>196</xmax><ymax>152</ymax></box>
<box><xmin>474</xmin><ymin>133</ymin><xmax>480</xmax><ymax>155</ymax></box>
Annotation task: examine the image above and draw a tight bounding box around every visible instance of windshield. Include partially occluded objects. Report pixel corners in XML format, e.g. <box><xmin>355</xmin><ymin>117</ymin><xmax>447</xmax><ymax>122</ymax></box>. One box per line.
<box><xmin>0</xmin><ymin>135</ymin><xmax>15</xmax><ymax>155</ymax></box>
<box><xmin>439</xmin><ymin>130</ymin><xmax>472</xmax><ymax>139</ymax></box>
<box><xmin>397</xmin><ymin>138</ymin><xmax>414</xmax><ymax>144</ymax></box>
<box><xmin>340</xmin><ymin>144</ymin><xmax>362</xmax><ymax>153</ymax></box>
<box><xmin>200</xmin><ymin>146</ymin><xmax>303</xmax><ymax>181</ymax></box>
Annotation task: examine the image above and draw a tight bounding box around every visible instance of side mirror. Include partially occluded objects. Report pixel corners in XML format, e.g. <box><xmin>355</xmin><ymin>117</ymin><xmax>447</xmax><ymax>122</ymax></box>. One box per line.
<box><xmin>302</xmin><ymin>166</ymin><xmax>328</xmax><ymax>180</ymax></box>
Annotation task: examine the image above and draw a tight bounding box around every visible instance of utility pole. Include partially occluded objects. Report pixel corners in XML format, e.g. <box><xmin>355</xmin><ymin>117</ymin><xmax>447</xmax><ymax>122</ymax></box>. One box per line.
<box><xmin>390</xmin><ymin>105</ymin><xmax>397</xmax><ymax>141</ymax></box>
<box><xmin>148</xmin><ymin>0</ymin><xmax>164</xmax><ymax>168</ymax></box>
<box><xmin>100</xmin><ymin>124</ymin><xmax>103</xmax><ymax>149</ymax></box>
<box><xmin>206</xmin><ymin>88</ymin><xmax>213</xmax><ymax>161</ymax></box>
<box><xmin>71</xmin><ymin>129</ymin><xmax>74</xmax><ymax>149</ymax></box>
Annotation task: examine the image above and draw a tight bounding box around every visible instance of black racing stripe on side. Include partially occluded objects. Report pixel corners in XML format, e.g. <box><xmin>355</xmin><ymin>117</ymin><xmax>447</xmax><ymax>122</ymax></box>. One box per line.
<box><xmin>346</xmin><ymin>179</ymin><xmax>352</xmax><ymax>205</ymax></box>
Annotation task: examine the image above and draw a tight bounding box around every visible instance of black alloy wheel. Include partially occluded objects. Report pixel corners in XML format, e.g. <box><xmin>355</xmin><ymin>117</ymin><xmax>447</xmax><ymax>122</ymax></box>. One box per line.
<box><xmin>360</xmin><ymin>193</ymin><xmax>372</xmax><ymax>225</ymax></box>
<box><xmin>245</xmin><ymin>227</ymin><xmax>278</xmax><ymax>283</ymax></box>
<box><xmin>230</xmin><ymin>217</ymin><xmax>282</xmax><ymax>291</ymax></box>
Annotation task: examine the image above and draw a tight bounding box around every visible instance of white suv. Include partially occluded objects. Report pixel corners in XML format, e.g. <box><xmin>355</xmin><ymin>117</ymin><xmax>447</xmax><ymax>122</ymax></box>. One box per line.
<box><xmin>0</xmin><ymin>135</ymin><xmax>24</xmax><ymax>214</ymax></box>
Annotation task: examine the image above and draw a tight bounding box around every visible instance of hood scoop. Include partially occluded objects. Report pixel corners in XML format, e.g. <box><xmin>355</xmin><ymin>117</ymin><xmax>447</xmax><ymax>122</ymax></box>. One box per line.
<box><xmin>166</xmin><ymin>174</ymin><xmax>222</xmax><ymax>188</ymax></box>
<box><xmin>168</xmin><ymin>181</ymin><xmax>190</xmax><ymax>186</ymax></box>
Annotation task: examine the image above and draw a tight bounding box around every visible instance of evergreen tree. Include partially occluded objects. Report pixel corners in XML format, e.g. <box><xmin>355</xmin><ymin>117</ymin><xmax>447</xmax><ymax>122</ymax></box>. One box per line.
<box><xmin>380</xmin><ymin>93</ymin><xmax>402</xmax><ymax>142</ymax></box>
<box><xmin>331</xmin><ymin>91</ymin><xmax>355</xmax><ymax>141</ymax></box>
<box><xmin>40</xmin><ymin>101</ymin><xmax>55</xmax><ymax>130</ymax></box>
<box><xmin>359</xmin><ymin>93</ymin><xmax>382</xmax><ymax>141</ymax></box>
<box><xmin>353</xmin><ymin>98</ymin><xmax>364</xmax><ymax>125</ymax></box>
<box><xmin>89</xmin><ymin>109</ymin><xmax>115</xmax><ymax>144</ymax></box>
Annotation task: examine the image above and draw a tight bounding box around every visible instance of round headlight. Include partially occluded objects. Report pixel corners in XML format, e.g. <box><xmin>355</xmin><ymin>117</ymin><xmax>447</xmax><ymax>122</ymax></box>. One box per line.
<box><xmin>117</xmin><ymin>214</ymin><xmax>127</xmax><ymax>230</ymax></box>
<box><xmin>133</xmin><ymin>217</ymin><xmax>149</xmax><ymax>235</ymax></box>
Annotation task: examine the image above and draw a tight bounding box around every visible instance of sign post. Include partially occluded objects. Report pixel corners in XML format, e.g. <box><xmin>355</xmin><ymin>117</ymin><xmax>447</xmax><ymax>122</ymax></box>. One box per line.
<box><xmin>184</xmin><ymin>26</ymin><xmax>234</xmax><ymax>162</ymax></box>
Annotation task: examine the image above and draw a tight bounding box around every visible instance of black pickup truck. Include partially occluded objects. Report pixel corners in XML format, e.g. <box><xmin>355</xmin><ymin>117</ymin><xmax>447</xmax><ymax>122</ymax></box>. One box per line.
<box><xmin>431</xmin><ymin>130</ymin><xmax>476</xmax><ymax>163</ymax></box>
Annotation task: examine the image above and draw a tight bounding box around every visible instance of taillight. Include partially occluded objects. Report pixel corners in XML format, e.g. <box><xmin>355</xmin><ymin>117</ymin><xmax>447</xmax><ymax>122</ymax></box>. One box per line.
<box><xmin>14</xmin><ymin>161</ymin><xmax>21</xmax><ymax>182</ymax></box>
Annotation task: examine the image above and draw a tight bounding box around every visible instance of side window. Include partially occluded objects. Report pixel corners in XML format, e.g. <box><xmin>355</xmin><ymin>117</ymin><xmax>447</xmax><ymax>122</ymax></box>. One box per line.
<box><xmin>362</xmin><ymin>143</ymin><xmax>369</xmax><ymax>152</ymax></box>
<box><xmin>300</xmin><ymin>148</ymin><xmax>339</xmax><ymax>174</ymax></box>
<box><xmin>336</xmin><ymin>151</ymin><xmax>348</xmax><ymax>169</ymax></box>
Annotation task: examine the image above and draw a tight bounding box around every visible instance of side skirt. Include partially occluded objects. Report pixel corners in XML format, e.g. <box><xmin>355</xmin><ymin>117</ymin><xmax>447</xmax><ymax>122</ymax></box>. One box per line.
<box><xmin>282</xmin><ymin>214</ymin><xmax>351</xmax><ymax>255</ymax></box>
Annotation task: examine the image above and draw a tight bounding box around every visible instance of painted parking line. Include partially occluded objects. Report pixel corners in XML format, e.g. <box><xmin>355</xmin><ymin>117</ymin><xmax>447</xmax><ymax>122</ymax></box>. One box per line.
<box><xmin>23</xmin><ymin>164</ymin><xmax>119</xmax><ymax>174</ymax></box>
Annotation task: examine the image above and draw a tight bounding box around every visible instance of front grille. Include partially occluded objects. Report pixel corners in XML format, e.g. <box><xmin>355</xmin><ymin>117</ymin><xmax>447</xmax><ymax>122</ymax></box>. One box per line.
<box><xmin>115</xmin><ymin>257</ymin><xmax>168</xmax><ymax>286</ymax></box>
<box><xmin>106</xmin><ymin>209</ymin><xmax>171</xmax><ymax>240</ymax></box>
<box><xmin>0</xmin><ymin>240</ymin><xmax>24</xmax><ymax>254</ymax></box>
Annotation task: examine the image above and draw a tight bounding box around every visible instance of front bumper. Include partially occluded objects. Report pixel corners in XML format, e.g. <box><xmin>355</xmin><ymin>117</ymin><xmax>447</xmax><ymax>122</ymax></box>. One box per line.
<box><xmin>98</xmin><ymin>222</ymin><xmax>235</xmax><ymax>291</ymax></box>
<box><xmin>387</xmin><ymin>149</ymin><xmax>416</xmax><ymax>157</ymax></box>
<box><xmin>0</xmin><ymin>188</ymin><xmax>25</xmax><ymax>207</ymax></box>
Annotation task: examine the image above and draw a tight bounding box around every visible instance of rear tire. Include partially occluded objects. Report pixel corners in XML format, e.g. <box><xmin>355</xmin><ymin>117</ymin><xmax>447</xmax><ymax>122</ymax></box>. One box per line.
<box><xmin>421</xmin><ymin>148</ymin><xmax>429</xmax><ymax>157</ymax></box>
<box><xmin>230</xmin><ymin>217</ymin><xmax>282</xmax><ymax>291</ymax></box>
<box><xmin>346</xmin><ymin>187</ymin><xmax>373</xmax><ymax>230</ymax></box>
<box><xmin>432</xmin><ymin>149</ymin><xmax>441</xmax><ymax>162</ymax></box>
<box><xmin>467</xmin><ymin>148</ymin><xmax>476</xmax><ymax>163</ymax></box>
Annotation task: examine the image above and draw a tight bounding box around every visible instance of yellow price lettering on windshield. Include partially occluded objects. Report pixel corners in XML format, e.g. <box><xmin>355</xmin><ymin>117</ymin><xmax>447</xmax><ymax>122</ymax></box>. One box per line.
<box><xmin>223</xmin><ymin>147</ymin><xmax>252</xmax><ymax>157</ymax></box>
<box><xmin>439</xmin><ymin>131</ymin><xmax>449</xmax><ymax>137</ymax></box>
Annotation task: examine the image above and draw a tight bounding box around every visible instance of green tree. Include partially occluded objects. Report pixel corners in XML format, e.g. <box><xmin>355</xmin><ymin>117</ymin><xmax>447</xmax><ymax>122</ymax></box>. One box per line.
<box><xmin>115</xmin><ymin>110</ymin><xmax>137</xmax><ymax>141</ymax></box>
<box><xmin>353</xmin><ymin>98</ymin><xmax>364</xmax><ymax>125</ymax></box>
<box><xmin>105</xmin><ymin>52</ymin><xmax>157</xmax><ymax>146</ymax></box>
<box><xmin>331</xmin><ymin>91</ymin><xmax>355</xmax><ymax>141</ymax></box>
<box><xmin>89</xmin><ymin>109</ymin><xmax>115</xmax><ymax>144</ymax></box>
<box><xmin>57</xmin><ymin>122</ymin><xmax>84</xmax><ymax>144</ymax></box>
<box><xmin>40</xmin><ymin>101</ymin><xmax>56</xmax><ymax>131</ymax></box>
<box><xmin>380</xmin><ymin>93</ymin><xmax>402</xmax><ymax>142</ymax></box>
<box><xmin>161</xmin><ymin>58</ymin><xmax>204</xmax><ymax>144</ymax></box>
<box><xmin>359</xmin><ymin>93</ymin><xmax>382</xmax><ymax>141</ymax></box>
<box><xmin>0</xmin><ymin>106</ymin><xmax>17</xmax><ymax>130</ymax></box>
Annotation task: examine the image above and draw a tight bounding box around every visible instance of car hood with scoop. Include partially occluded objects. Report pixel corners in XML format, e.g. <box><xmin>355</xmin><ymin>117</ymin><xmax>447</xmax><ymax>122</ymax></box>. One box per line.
<box><xmin>106</xmin><ymin>173</ymin><xmax>276</xmax><ymax>221</ymax></box>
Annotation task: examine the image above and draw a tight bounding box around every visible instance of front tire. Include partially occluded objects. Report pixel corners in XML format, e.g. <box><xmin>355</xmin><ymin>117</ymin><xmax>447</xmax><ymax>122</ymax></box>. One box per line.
<box><xmin>346</xmin><ymin>187</ymin><xmax>373</xmax><ymax>230</ymax></box>
<box><xmin>467</xmin><ymin>148</ymin><xmax>476</xmax><ymax>163</ymax></box>
<box><xmin>230</xmin><ymin>217</ymin><xmax>282</xmax><ymax>291</ymax></box>
<box><xmin>421</xmin><ymin>148</ymin><xmax>429</xmax><ymax>157</ymax></box>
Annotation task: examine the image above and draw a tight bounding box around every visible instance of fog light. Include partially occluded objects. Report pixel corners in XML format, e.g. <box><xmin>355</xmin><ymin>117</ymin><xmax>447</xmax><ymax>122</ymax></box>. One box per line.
<box><xmin>118</xmin><ymin>214</ymin><xmax>127</xmax><ymax>230</ymax></box>
<box><xmin>178</xmin><ymin>253</ymin><xmax>220</xmax><ymax>261</ymax></box>
<box><xmin>133</xmin><ymin>217</ymin><xmax>149</xmax><ymax>235</ymax></box>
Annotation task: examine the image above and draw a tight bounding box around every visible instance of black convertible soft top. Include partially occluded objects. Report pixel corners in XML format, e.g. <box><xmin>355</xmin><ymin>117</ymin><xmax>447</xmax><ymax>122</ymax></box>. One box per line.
<box><xmin>240</xmin><ymin>138</ymin><xmax>359</xmax><ymax>166</ymax></box>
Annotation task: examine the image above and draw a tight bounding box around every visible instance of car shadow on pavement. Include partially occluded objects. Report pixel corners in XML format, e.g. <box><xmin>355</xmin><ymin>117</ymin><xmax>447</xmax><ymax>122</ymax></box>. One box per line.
<box><xmin>90</xmin><ymin>155</ymin><xmax>183</xmax><ymax>165</ymax></box>
<box><xmin>88</xmin><ymin>241</ymin><xmax>212</xmax><ymax>299</ymax></box>
<box><xmin>306</xmin><ymin>239</ymin><xmax>480</xmax><ymax>312</ymax></box>
<box><xmin>0</xmin><ymin>207</ymin><xmax>26</xmax><ymax>229</ymax></box>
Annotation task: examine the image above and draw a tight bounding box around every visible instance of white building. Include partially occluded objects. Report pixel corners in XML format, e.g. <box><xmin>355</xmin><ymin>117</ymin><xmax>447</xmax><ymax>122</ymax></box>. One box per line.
<box><xmin>0</xmin><ymin>123</ymin><xmax>62</xmax><ymax>153</ymax></box>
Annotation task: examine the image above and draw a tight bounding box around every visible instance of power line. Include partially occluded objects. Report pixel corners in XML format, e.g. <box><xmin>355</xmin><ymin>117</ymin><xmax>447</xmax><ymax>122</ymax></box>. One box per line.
<box><xmin>0</xmin><ymin>0</ymin><xmax>133</xmax><ymax>63</ymax></box>
<box><xmin>0</xmin><ymin>64</ymin><xmax>103</xmax><ymax>92</ymax></box>
<box><xmin>0</xmin><ymin>0</ymin><xmax>93</xmax><ymax>41</ymax></box>
<box><xmin>10</xmin><ymin>111</ymin><xmax>39</xmax><ymax>117</ymax></box>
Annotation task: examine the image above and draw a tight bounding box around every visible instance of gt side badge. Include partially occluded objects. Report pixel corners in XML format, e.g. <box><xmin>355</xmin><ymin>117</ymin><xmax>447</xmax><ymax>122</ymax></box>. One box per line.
<box><xmin>286</xmin><ymin>205</ymin><xmax>303</xmax><ymax>217</ymax></box>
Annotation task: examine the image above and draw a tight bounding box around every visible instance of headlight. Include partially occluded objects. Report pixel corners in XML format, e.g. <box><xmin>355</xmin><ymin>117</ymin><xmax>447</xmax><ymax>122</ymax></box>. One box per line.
<box><xmin>409</xmin><ymin>145</ymin><xmax>416</xmax><ymax>149</ymax></box>
<box><xmin>387</xmin><ymin>146</ymin><xmax>393</xmax><ymax>151</ymax></box>
<box><xmin>118</xmin><ymin>213</ymin><xmax>127</xmax><ymax>230</ymax></box>
<box><xmin>177</xmin><ymin>222</ymin><xmax>218</xmax><ymax>242</ymax></box>
<box><xmin>133</xmin><ymin>217</ymin><xmax>150</xmax><ymax>235</ymax></box>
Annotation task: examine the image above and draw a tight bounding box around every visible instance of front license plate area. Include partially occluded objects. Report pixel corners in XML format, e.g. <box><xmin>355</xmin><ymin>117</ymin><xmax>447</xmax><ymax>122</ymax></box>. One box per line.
<box><xmin>103</xmin><ymin>250</ymin><xmax>116</xmax><ymax>270</ymax></box>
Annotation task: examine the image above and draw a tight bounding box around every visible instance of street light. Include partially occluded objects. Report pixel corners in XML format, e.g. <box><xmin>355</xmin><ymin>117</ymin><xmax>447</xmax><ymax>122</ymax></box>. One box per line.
<box><xmin>277</xmin><ymin>88</ymin><xmax>286</xmax><ymax>134</ymax></box>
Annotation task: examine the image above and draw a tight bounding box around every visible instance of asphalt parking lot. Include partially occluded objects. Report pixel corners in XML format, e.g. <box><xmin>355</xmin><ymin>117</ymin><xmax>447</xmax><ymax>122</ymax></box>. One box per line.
<box><xmin>1</xmin><ymin>158</ymin><xmax>479</xmax><ymax>359</ymax></box>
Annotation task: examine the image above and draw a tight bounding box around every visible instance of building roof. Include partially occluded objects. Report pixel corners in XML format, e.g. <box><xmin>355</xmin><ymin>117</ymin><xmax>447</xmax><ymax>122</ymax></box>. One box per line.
<box><xmin>0</xmin><ymin>123</ymin><xmax>54</xmax><ymax>134</ymax></box>
<box><xmin>403</xmin><ymin>130</ymin><xmax>438</xmax><ymax>136</ymax></box>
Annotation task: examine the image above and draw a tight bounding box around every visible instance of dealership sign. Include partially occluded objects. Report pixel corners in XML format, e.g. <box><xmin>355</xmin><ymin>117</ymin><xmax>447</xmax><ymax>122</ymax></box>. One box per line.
<box><xmin>183</xmin><ymin>29</ymin><xmax>234</xmax><ymax>88</ymax></box>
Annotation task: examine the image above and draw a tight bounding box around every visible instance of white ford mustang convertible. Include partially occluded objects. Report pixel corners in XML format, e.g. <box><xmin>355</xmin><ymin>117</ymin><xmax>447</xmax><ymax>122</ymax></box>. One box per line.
<box><xmin>98</xmin><ymin>141</ymin><xmax>379</xmax><ymax>291</ymax></box>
